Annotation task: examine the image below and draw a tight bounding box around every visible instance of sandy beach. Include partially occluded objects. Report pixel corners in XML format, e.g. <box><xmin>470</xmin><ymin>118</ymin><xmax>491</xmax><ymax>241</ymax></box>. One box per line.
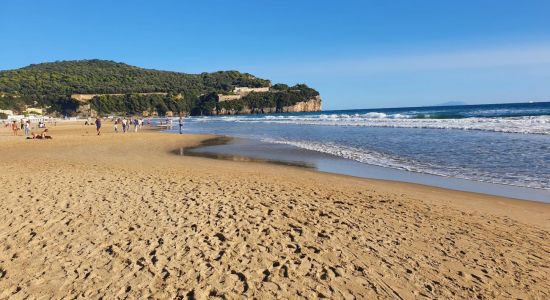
<box><xmin>0</xmin><ymin>123</ymin><xmax>548</xmax><ymax>299</ymax></box>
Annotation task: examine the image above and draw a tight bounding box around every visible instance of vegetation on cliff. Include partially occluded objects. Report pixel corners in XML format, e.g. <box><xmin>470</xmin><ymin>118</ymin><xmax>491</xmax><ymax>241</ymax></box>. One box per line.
<box><xmin>193</xmin><ymin>84</ymin><xmax>319</xmax><ymax>115</ymax></box>
<box><xmin>90</xmin><ymin>93</ymin><xmax>192</xmax><ymax>116</ymax></box>
<box><xmin>0</xmin><ymin>60</ymin><xmax>319</xmax><ymax>116</ymax></box>
<box><xmin>89</xmin><ymin>84</ymin><xmax>319</xmax><ymax>116</ymax></box>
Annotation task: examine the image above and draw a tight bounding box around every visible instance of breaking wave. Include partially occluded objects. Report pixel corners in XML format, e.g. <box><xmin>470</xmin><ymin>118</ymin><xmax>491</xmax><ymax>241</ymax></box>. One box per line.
<box><xmin>261</xmin><ymin>138</ymin><xmax>550</xmax><ymax>189</ymax></box>
<box><xmin>192</xmin><ymin>113</ymin><xmax>550</xmax><ymax>135</ymax></box>
<box><xmin>181</xmin><ymin>104</ymin><xmax>550</xmax><ymax>190</ymax></box>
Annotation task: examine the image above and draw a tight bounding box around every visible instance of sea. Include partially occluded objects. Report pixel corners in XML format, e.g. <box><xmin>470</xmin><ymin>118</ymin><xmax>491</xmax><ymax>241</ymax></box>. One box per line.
<box><xmin>164</xmin><ymin>102</ymin><xmax>550</xmax><ymax>202</ymax></box>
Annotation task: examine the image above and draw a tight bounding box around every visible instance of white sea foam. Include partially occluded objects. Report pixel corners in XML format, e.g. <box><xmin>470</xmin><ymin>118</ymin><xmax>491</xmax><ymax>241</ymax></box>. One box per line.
<box><xmin>262</xmin><ymin>138</ymin><xmax>425</xmax><ymax>172</ymax></box>
<box><xmin>181</xmin><ymin>111</ymin><xmax>550</xmax><ymax>189</ymax></box>
<box><xmin>193</xmin><ymin>113</ymin><xmax>550</xmax><ymax>135</ymax></box>
<box><xmin>261</xmin><ymin>138</ymin><xmax>550</xmax><ymax>189</ymax></box>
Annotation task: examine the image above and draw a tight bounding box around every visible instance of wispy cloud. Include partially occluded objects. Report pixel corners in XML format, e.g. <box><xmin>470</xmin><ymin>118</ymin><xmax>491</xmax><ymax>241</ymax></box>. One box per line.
<box><xmin>248</xmin><ymin>44</ymin><xmax>550</xmax><ymax>77</ymax></box>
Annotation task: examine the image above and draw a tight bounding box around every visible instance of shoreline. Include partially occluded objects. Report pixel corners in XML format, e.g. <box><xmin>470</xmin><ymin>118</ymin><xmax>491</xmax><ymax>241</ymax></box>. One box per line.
<box><xmin>0</xmin><ymin>123</ymin><xmax>548</xmax><ymax>298</ymax></box>
<box><xmin>179</xmin><ymin>134</ymin><xmax>550</xmax><ymax>203</ymax></box>
<box><xmin>2</xmin><ymin>123</ymin><xmax>549</xmax><ymax>226</ymax></box>
<box><xmin>174</xmin><ymin>135</ymin><xmax>550</xmax><ymax>229</ymax></box>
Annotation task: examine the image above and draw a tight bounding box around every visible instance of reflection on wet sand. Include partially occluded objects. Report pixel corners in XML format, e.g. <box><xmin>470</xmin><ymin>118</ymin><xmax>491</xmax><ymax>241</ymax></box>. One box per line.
<box><xmin>175</xmin><ymin>136</ymin><xmax>315</xmax><ymax>169</ymax></box>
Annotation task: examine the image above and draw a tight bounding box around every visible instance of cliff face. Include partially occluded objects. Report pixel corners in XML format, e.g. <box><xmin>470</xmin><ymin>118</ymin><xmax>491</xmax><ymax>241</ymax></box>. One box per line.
<box><xmin>281</xmin><ymin>96</ymin><xmax>322</xmax><ymax>113</ymax></box>
<box><xmin>215</xmin><ymin>96</ymin><xmax>322</xmax><ymax>115</ymax></box>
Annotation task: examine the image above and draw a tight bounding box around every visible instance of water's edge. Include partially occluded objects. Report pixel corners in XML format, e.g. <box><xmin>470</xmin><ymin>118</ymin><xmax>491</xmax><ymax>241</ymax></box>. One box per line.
<box><xmin>172</xmin><ymin>136</ymin><xmax>315</xmax><ymax>168</ymax></box>
<box><xmin>172</xmin><ymin>134</ymin><xmax>550</xmax><ymax>203</ymax></box>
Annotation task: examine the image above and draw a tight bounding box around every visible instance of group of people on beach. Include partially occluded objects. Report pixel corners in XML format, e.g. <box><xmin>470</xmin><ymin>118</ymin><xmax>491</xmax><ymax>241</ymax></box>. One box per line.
<box><xmin>5</xmin><ymin>119</ymin><xmax>53</xmax><ymax>139</ymax></box>
<box><xmin>158</xmin><ymin>116</ymin><xmax>186</xmax><ymax>134</ymax></box>
<box><xmin>3</xmin><ymin>115</ymin><xmax>185</xmax><ymax>138</ymax></box>
<box><xmin>113</xmin><ymin>117</ymin><xmax>143</xmax><ymax>133</ymax></box>
<box><xmin>92</xmin><ymin>116</ymin><xmax>185</xmax><ymax>135</ymax></box>
<box><xmin>93</xmin><ymin>117</ymin><xmax>145</xmax><ymax>135</ymax></box>
<box><xmin>7</xmin><ymin>120</ymin><xmax>24</xmax><ymax>136</ymax></box>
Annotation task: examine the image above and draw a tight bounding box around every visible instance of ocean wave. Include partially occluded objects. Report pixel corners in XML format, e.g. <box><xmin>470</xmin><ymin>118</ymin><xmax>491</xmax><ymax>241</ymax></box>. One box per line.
<box><xmin>262</xmin><ymin>138</ymin><xmax>425</xmax><ymax>171</ymax></box>
<box><xmin>191</xmin><ymin>114</ymin><xmax>550</xmax><ymax>135</ymax></box>
<box><xmin>262</xmin><ymin>138</ymin><xmax>550</xmax><ymax>189</ymax></box>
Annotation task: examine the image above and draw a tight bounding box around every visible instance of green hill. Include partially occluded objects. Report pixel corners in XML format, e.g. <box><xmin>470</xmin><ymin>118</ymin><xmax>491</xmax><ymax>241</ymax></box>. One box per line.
<box><xmin>0</xmin><ymin>60</ymin><xmax>318</xmax><ymax>116</ymax></box>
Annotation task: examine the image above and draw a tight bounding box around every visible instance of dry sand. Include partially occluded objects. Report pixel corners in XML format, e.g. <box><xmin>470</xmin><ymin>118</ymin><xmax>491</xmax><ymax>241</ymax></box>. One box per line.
<box><xmin>0</xmin><ymin>123</ymin><xmax>548</xmax><ymax>299</ymax></box>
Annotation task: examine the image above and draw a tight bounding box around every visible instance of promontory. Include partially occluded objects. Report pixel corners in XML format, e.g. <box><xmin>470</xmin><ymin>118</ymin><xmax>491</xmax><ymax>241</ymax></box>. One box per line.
<box><xmin>0</xmin><ymin>59</ymin><xmax>321</xmax><ymax>118</ymax></box>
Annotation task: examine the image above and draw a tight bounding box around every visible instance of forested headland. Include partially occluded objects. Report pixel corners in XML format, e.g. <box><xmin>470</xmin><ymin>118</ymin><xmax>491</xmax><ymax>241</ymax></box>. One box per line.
<box><xmin>0</xmin><ymin>60</ymin><xmax>320</xmax><ymax>116</ymax></box>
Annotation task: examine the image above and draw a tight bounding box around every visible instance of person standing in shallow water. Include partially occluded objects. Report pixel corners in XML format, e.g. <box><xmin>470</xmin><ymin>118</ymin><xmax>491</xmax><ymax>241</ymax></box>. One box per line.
<box><xmin>95</xmin><ymin>117</ymin><xmax>102</xmax><ymax>135</ymax></box>
<box><xmin>178</xmin><ymin>116</ymin><xmax>184</xmax><ymax>134</ymax></box>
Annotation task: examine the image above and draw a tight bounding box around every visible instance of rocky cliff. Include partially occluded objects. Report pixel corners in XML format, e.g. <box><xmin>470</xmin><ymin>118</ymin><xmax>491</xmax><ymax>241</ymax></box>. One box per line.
<box><xmin>281</xmin><ymin>96</ymin><xmax>322</xmax><ymax>113</ymax></box>
<box><xmin>215</xmin><ymin>96</ymin><xmax>322</xmax><ymax>115</ymax></box>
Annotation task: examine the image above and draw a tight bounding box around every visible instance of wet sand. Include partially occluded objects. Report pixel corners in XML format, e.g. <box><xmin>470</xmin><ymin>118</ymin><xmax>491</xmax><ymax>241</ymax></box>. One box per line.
<box><xmin>0</xmin><ymin>123</ymin><xmax>548</xmax><ymax>299</ymax></box>
<box><xmin>182</xmin><ymin>137</ymin><xmax>550</xmax><ymax>203</ymax></box>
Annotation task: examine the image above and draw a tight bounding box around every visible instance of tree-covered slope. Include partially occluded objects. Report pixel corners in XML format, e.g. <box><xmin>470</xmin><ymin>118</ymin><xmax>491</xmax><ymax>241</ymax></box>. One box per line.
<box><xmin>0</xmin><ymin>59</ymin><xmax>270</xmax><ymax>98</ymax></box>
<box><xmin>0</xmin><ymin>59</ymin><xmax>319</xmax><ymax>116</ymax></box>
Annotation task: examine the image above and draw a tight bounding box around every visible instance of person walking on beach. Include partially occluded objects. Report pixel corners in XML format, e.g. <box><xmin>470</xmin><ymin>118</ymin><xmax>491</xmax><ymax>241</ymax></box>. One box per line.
<box><xmin>114</xmin><ymin>119</ymin><xmax>119</xmax><ymax>133</ymax></box>
<box><xmin>133</xmin><ymin>118</ymin><xmax>139</xmax><ymax>132</ymax></box>
<box><xmin>178</xmin><ymin>116</ymin><xmax>184</xmax><ymax>134</ymax></box>
<box><xmin>24</xmin><ymin>120</ymin><xmax>30</xmax><ymax>137</ymax></box>
<box><xmin>95</xmin><ymin>117</ymin><xmax>102</xmax><ymax>135</ymax></box>
<box><xmin>11</xmin><ymin>120</ymin><xmax>19</xmax><ymax>136</ymax></box>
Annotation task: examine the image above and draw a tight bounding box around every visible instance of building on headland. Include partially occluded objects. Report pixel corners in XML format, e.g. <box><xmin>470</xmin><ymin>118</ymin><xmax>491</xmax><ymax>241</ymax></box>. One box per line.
<box><xmin>233</xmin><ymin>86</ymin><xmax>270</xmax><ymax>96</ymax></box>
<box><xmin>217</xmin><ymin>86</ymin><xmax>271</xmax><ymax>102</ymax></box>
<box><xmin>25</xmin><ymin>107</ymin><xmax>43</xmax><ymax>115</ymax></box>
<box><xmin>72</xmin><ymin>92</ymin><xmax>175</xmax><ymax>117</ymax></box>
<box><xmin>218</xmin><ymin>94</ymin><xmax>243</xmax><ymax>102</ymax></box>
<box><xmin>71</xmin><ymin>92</ymin><xmax>169</xmax><ymax>102</ymax></box>
<box><xmin>1</xmin><ymin>108</ymin><xmax>44</xmax><ymax>118</ymax></box>
<box><xmin>0</xmin><ymin>109</ymin><xmax>14</xmax><ymax>117</ymax></box>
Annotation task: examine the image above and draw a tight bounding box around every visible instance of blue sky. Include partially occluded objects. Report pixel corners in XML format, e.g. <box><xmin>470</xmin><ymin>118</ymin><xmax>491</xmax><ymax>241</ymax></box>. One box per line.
<box><xmin>1</xmin><ymin>0</ymin><xmax>550</xmax><ymax>110</ymax></box>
